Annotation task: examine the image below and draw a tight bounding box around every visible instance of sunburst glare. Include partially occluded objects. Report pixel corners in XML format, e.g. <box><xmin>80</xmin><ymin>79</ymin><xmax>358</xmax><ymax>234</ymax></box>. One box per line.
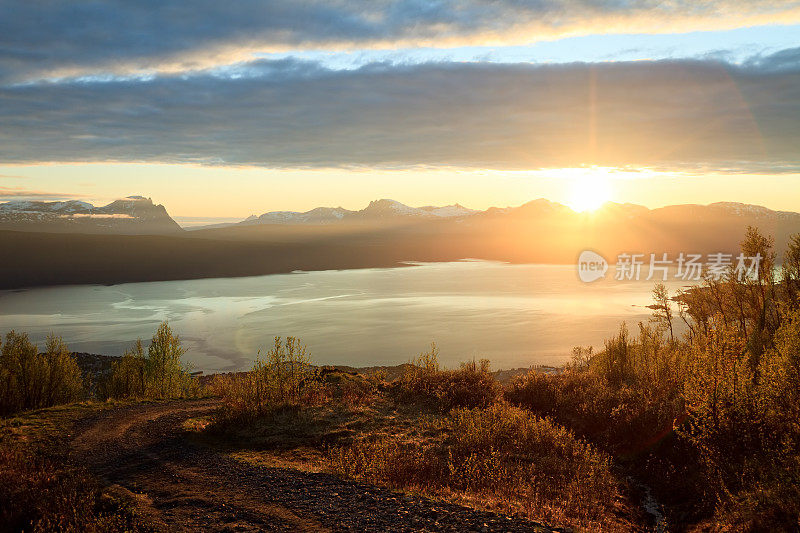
<box><xmin>567</xmin><ymin>173</ymin><xmax>612</xmax><ymax>212</ymax></box>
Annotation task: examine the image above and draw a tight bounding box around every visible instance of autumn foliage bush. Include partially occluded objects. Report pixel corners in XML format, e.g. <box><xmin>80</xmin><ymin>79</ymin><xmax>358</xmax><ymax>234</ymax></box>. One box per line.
<box><xmin>507</xmin><ymin>227</ymin><xmax>800</xmax><ymax>530</ymax></box>
<box><xmin>392</xmin><ymin>343</ymin><xmax>501</xmax><ymax>411</ymax></box>
<box><xmin>211</xmin><ymin>336</ymin><xmax>328</xmax><ymax>426</ymax></box>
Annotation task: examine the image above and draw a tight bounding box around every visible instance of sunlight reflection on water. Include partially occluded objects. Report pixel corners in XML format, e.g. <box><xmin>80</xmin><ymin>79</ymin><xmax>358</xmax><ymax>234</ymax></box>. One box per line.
<box><xmin>0</xmin><ymin>261</ymin><xmax>696</xmax><ymax>372</ymax></box>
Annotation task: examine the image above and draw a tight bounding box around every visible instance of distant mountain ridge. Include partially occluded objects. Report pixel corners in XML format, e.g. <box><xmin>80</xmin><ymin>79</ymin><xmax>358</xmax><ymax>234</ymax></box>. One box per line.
<box><xmin>185</xmin><ymin>197</ymin><xmax>800</xmax><ymax>265</ymax></box>
<box><xmin>196</xmin><ymin>198</ymin><xmax>800</xmax><ymax>230</ymax></box>
<box><xmin>0</xmin><ymin>196</ymin><xmax>182</xmax><ymax>234</ymax></box>
<box><xmin>241</xmin><ymin>206</ymin><xmax>352</xmax><ymax>226</ymax></box>
<box><xmin>194</xmin><ymin>199</ymin><xmax>480</xmax><ymax>229</ymax></box>
<box><xmin>3</xmin><ymin>197</ymin><xmax>800</xmax><ymax>289</ymax></box>
<box><xmin>3</xmin><ymin>194</ymin><xmax>798</xmax><ymax>249</ymax></box>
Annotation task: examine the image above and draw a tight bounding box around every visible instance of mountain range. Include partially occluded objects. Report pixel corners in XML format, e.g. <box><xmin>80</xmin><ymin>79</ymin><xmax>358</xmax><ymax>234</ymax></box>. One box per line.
<box><xmin>2</xmin><ymin>196</ymin><xmax>800</xmax><ymax>289</ymax></box>
<box><xmin>191</xmin><ymin>199</ymin><xmax>478</xmax><ymax>229</ymax></box>
<box><xmin>0</xmin><ymin>197</ymin><xmax>479</xmax><ymax>233</ymax></box>
<box><xmin>3</xmin><ymin>196</ymin><xmax>798</xmax><ymax>240</ymax></box>
<box><xmin>185</xmin><ymin>198</ymin><xmax>800</xmax><ymax>261</ymax></box>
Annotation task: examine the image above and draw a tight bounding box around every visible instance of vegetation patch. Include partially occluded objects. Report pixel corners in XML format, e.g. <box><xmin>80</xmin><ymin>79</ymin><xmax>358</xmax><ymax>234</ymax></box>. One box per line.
<box><xmin>207</xmin><ymin>338</ymin><xmax>632</xmax><ymax>530</ymax></box>
<box><xmin>98</xmin><ymin>322</ymin><xmax>199</xmax><ymax>400</ymax></box>
<box><xmin>0</xmin><ymin>333</ymin><xmax>83</xmax><ymax>417</ymax></box>
<box><xmin>507</xmin><ymin>228</ymin><xmax>800</xmax><ymax>531</ymax></box>
<box><xmin>0</xmin><ymin>444</ymin><xmax>152</xmax><ymax>533</ymax></box>
<box><xmin>330</xmin><ymin>402</ymin><xmax>624</xmax><ymax>531</ymax></box>
<box><xmin>391</xmin><ymin>343</ymin><xmax>501</xmax><ymax>411</ymax></box>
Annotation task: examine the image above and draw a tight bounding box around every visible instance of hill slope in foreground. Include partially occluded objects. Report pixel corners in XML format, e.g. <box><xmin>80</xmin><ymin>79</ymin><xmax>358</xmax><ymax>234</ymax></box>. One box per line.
<box><xmin>1</xmin><ymin>384</ymin><xmax>640</xmax><ymax>531</ymax></box>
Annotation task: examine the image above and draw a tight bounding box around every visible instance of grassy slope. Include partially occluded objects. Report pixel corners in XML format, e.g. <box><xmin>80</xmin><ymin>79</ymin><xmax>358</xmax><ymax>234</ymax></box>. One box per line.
<box><xmin>202</xmin><ymin>369</ymin><xmax>645</xmax><ymax>532</ymax></box>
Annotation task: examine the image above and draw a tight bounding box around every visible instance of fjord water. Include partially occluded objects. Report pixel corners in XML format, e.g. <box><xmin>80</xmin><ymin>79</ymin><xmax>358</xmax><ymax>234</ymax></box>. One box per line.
<box><xmin>0</xmin><ymin>261</ymin><xmax>694</xmax><ymax>372</ymax></box>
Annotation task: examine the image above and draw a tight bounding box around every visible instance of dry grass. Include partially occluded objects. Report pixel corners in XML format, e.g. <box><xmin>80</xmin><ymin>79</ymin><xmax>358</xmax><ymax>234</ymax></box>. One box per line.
<box><xmin>0</xmin><ymin>401</ymin><xmax>154</xmax><ymax>533</ymax></box>
<box><xmin>504</xmin><ymin>369</ymin><xmax>683</xmax><ymax>457</ymax></box>
<box><xmin>0</xmin><ymin>444</ymin><xmax>152</xmax><ymax>532</ymax></box>
<box><xmin>0</xmin><ymin>400</ymin><xmax>128</xmax><ymax>447</ymax></box>
<box><xmin>329</xmin><ymin>402</ymin><xmax>628</xmax><ymax>531</ymax></box>
<box><xmin>209</xmin><ymin>337</ymin><xmax>340</xmax><ymax>427</ymax></box>
<box><xmin>203</xmin><ymin>368</ymin><xmax>634</xmax><ymax>531</ymax></box>
<box><xmin>204</xmin><ymin>386</ymin><xmax>427</xmax><ymax>458</ymax></box>
<box><xmin>391</xmin><ymin>345</ymin><xmax>501</xmax><ymax>411</ymax></box>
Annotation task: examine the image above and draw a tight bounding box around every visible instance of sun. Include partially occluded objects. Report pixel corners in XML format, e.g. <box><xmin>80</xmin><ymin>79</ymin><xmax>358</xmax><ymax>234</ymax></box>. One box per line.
<box><xmin>567</xmin><ymin>173</ymin><xmax>612</xmax><ymax>212</ymax></box>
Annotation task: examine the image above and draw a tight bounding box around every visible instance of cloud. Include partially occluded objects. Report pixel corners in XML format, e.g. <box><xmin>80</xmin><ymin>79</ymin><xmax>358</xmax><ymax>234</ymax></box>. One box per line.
<box><xmin>2</xmin><ymin>1</ymin><xmax>800</xmax><ymax>82</ymax></box>
<box><xmin>743</xmin><ymin>46</ymin><xmax>800</xmax><ymax>72</ymax></box>
<box><xmin>0</xmin><ymin>50</ymin><xmax>798</xmax><ymax>173</ymax></box>
<box><xmin>0</xmin><ymin>187</ymin><xmax>82</xmax><ymax>200</ymax></box>
<box><xmin>69</xmin><ymin>213</ymin><xmax>133</xmax><ymax>219</ymax></box>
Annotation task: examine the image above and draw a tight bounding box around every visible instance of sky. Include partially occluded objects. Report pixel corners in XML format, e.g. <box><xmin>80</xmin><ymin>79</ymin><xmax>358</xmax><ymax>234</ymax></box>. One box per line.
<box><xmin>1</xmin><ymin>1</ymin><xmax>799</xmax><ymax>219</ymax></box>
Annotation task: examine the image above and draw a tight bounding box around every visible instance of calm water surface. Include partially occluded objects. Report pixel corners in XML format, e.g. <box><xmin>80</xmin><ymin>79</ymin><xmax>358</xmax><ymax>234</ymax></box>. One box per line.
<box><xmin>0</xmin><ymin>261</ymin><xmax>695</xmax><ymax>371</ymax></box>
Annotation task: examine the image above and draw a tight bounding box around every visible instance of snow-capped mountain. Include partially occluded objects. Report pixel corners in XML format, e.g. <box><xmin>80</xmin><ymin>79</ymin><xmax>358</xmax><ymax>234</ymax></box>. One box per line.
<box><xmin>419</xmin><ymin>204</ymin><xmax>478</xmax><ymax>218</ymax></box>
<box><xmin>354</xmin><ymin>199</ymin><xmax>436</xmax><ymax>219</ymax></box>
<box><xmin>236</xmin><ymin>199</ymin><xmax>478</xmax><ymax>226</ymax></box>
<box><xmin>242</xmin><ymin>207</ymin><xmax>353</xmax><ymax>225</ymax></box>
<box><xmin>707</xmin><ymin>202</ymin><xmax>798</xmax><ymax>219</ymax></box>
<box><xmin>0</xmin><ymin>200</ymin><xmax>95</xmax><ymax>216</ymax></box>
<box><xmin>0</xmin><ymin>196</ymin><xmax>182</xmax><ymax>234</ymax></box>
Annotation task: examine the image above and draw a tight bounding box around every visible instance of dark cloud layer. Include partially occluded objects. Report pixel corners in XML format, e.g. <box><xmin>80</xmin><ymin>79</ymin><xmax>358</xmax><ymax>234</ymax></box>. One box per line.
<box><xmin>1</xmin><ymin>50</ymin><xmax>798</xmax><ymax>172</ymax></box>
<box><xmin>2</xmin><ymin>1</ymin><xmax>798</xmax><ymax>82</ymax></box>
<box><xmin>0</xmin><ymin>187</ymin><xmax>80</xmax><ymax>200</ymax></box>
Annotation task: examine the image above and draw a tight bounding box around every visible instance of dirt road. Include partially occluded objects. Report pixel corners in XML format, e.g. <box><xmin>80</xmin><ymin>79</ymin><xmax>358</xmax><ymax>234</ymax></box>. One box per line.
<box><xmin>70</xmin><ymin>399</ymin><xmax>556</xmax><ymax>532</ymax></box>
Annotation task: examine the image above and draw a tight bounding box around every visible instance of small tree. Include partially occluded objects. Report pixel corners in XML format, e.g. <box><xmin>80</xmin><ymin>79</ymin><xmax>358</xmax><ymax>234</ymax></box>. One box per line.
<box><xmin>401</xmin><ymin>342</ymin><xmax>441</xmax><ymax>398</ymax></box>
<box><xmin>0</xmin><ymin>331</ymin><xmax>38</xmax><ymax>413</ymax></box>
<box><xmin>102</xmin><ymin>339</ymin><xmax>147</xmax><ymax>399</ymax></box>
<box><xmin>568</xmin><ymin>346</ymin><xmax>593</xmax><ymax>371</ymax></box>
<box><xmin>599</xmin><ymin>323</ymin><xmax>631</xmax><ymax>388</ymax></box>
<box><xmin>145</xmin><ymin>322</ymin><xmax>188</xmax><ymax>398</ymax></box>
<box><xmin>783</xmin><ymin>233</ymin><xmax>800</xmax><ymax>304</ymax></box>
<box><xmin>740</xmin><ymin>227</ymin><xmax>778</xmax><ymax>368</ymax></box>
<box><xmin>101</xmin><ymin>323</ymin><xmax>192</xmax><ymax>400</ymax></box>
<box><xmin>215</xmin><ymin>336</ymin><xmax>321</xmax><ymax>422</ymax></box>
<box><xmin>650</xmin><ymin>282</ymin><xmax>675</xmax><ymax>343</ymax></box>
<box><xmin>42</xmin><ymin>334</ymin><xmax>83</xmax><ymax>407</ymax></box>
<box><xmin>0</xmin><ymin>331</ymin><xmax>83</xmax><ymax>415</ymax></box>
<box><xmin>260</xmin><ymin>336</ymin><xmax>314</xmax><ymax>404</ymax></box>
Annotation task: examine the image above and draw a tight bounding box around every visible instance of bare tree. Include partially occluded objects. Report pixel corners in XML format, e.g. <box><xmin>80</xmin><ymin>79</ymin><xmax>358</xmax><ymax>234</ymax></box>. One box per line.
<box><xmin>650</xmin><ymin>282</ymin><xmax>674</xmax><ymax>343</ymax></box>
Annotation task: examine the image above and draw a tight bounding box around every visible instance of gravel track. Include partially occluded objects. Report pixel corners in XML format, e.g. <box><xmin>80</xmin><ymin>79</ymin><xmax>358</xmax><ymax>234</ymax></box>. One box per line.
<box><xmin>70</xmin><ymin>399</ymin><xmax>558</xmax><ymax>532</ymax></box>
